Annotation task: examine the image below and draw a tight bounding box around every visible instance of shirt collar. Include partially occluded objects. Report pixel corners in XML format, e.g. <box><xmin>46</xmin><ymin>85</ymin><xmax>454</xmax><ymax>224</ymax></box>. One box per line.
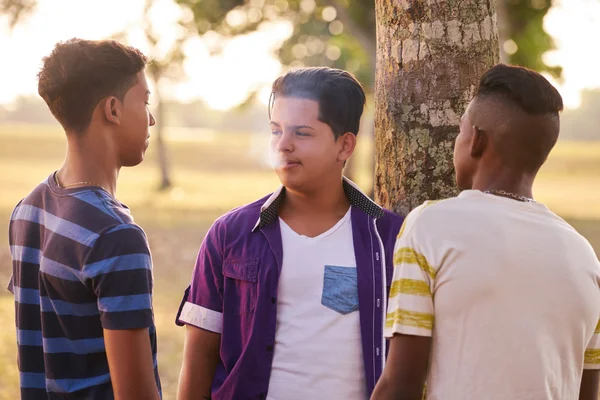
<box><xmin>252</xmin><ymin>177</ymin><xmax>384</xmax><ymax>232</ymax></box>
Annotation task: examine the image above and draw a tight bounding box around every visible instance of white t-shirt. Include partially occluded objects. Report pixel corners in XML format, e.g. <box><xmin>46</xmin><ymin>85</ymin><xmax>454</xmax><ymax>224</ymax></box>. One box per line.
<box><xmin>266</xmin><ymin>208</ymin><xmax>368</xmax><ymax>399</ymax></box>
<box><xmin>386</xmin><ymin>190</ymin><xmax>600</xmax><ymax>400</ymax></box>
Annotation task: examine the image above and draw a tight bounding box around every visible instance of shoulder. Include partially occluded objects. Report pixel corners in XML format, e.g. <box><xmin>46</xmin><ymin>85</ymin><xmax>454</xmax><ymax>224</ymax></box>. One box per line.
<box><xmin>88</xmin><ymin>223</ymin><xmax>150</xmax><ymax>260</ymax></box>
<box><xmin>83</xmin><ymin>223</ymin><xmax>151</xmax><ymax>275</ymax></box>
<box><xmin>71</xmin><ymin>188</ymin><xmax>135</xmax><ymax>225</ymax></box>
<box><xmin>377</xmin><ymin>207</ymin><xmax>405</xmax><ymax>237</ymax></box>
<box><xmin>205</xmin><ymin>193</ymin><xmax>273</xmax><ymax>240</ymax></box>
<box><xmin>397</xmin><ymin>197</ymin><xmax>462</xmax><ymax>239</ymax></box>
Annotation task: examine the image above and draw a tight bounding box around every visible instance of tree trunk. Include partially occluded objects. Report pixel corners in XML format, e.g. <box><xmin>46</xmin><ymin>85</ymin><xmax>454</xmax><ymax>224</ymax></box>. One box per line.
<box><xmin>154</xmin><ymin>90</ymin><xmax>172</xmax><ymax>191</ymax></box>
<box><xmin>373</xmin><ymin>0</ymin><xmax>499</xmax><ymax>216</ymax></box>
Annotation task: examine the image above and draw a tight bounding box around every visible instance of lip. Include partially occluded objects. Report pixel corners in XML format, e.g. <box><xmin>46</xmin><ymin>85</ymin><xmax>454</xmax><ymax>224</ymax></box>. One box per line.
<box><xmin>281</xmin><ymin>160</ymin><xmax>301</xmax><ymax>170</ymax></box>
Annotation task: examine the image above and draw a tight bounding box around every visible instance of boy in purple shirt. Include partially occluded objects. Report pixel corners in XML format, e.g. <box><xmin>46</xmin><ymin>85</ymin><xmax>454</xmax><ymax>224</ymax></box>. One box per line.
<box><xmin>176</xmin><ymin>67</ymin><xmax>403</xmax><ymax>400</ymax></box>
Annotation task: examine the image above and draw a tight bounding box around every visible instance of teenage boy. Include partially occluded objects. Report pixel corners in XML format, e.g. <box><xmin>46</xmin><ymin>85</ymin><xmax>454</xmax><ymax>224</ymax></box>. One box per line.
<box><xmin>372</xmin><ymin>64</ymin><xmax>600</xmax><ymax>400</ymax></box>
<box><xmin>8</xmin><ymin>38</ymin><xmax>161</xmax><ymax>399</ymax></box>
<box><xmin>176</xmin><ymin>67</ymin><xmax>403</xmax><ymax>400</ymax></box>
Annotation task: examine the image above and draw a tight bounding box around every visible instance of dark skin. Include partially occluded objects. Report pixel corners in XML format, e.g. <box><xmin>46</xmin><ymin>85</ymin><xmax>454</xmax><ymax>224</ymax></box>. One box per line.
<box><xmin>371</xmin><ymin>96</ymin><xmax>599</xmax><ymax>400</ymax></box>
<box><xmin>453</xmin><ymin>97</ymin><xmax>558</xmax><ymax>199</ymax></box>
<box><xmin>56</xmin><ymin>71</ymin><xmax>156</xmax><ymax>196</ymax></box>
<box><xmin>57</xmin><ymin>71</ymin><xmax>159</xmax><ymax>400</ymax></box>
<box><xmin>370</xmin><ymin>334</ymin><xmax>431</xmax><ymax>400</ymax></box>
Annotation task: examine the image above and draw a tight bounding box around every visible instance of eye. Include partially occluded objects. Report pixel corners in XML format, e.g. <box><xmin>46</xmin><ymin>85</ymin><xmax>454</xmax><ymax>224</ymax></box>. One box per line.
<box><xmin>271</xmin><ymin>130</ymin><xmax>282</xmax><ymax>135</ymax></box>
<box><xmin>296</xmin><ymin>131</ymin><xmax>310</xmax><ymax>137</ymax></box>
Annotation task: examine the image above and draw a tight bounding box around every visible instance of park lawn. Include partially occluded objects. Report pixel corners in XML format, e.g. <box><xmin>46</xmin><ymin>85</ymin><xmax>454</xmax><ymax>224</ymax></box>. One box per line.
<box><xmin>0</xmin><ymin>123</ymin><xmax>598</xmax><ymax>399</ymax></box>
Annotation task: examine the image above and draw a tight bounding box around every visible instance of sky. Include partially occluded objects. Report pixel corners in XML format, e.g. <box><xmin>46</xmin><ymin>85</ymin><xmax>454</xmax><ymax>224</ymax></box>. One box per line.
<box><xmin>0</xmin><ymin>0</ymin><xmax>598</xmax><ymax>110</ymax></box>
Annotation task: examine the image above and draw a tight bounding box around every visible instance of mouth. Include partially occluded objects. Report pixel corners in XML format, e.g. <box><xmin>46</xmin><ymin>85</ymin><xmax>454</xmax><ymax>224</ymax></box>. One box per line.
<box><xmin>280</xmin><ymin>160</ymin><xmax>301</xmax><ymax>170</ymax></box>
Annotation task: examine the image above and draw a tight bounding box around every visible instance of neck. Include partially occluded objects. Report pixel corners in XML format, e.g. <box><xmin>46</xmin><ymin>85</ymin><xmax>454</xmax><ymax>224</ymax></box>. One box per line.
<box><xmin>57</xmin><ymin>130</ymin><xmax>120</xmax><ymax>196</ymax></box>
<box><xmin>281</xmin><ymin>177</ymin><xmax>350</xmax><ymax>217</ymax></box>
<box><xmin>471</xmin><ymin>166</ymin><xmax>536</xmax><ymax>200</ymax></box>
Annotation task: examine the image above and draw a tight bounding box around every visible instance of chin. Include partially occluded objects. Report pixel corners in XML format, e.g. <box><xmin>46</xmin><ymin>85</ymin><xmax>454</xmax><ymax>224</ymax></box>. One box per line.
<box><xmin>276</xmin><ymin>172</ymin><xmax>306</xmax><ymax>192</ymax></box>
<box><xmin>122</xmin><ymin>154</ymin><xmax>145</xmax><ymax>167</ymax></box>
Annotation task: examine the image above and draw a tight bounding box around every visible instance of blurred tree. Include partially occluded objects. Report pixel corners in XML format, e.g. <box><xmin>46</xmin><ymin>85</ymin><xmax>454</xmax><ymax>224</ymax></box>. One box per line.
<box><xmin>497</xmin><ymin>0</ymin><xmax>561</xmax><ymax>79</ymax></box>
<box><xmin>114</xmin><ymin>0</ymin><xmax>193</xmax><ymax>190</ymax></box>
<box><xmin>176</xmin><ymin>0</ymin><xmax>561</xmax><ymax>94</ymax></box>
<box><xmin>1</xmin><ymin>0</ymin><xmax>192</xmax><ymax>190</ymax></box>
<box><xmin>176</xmin><ymin>0</ymin><xmax>377</xmax><ymax>183</ymax></box>
<box><xmin>176</xmin><ymin>0</ymin><xmax>376</xmax><ymax>89</ymax></box>
<box><xmin>176</xmin><ymin>0</ymin><xmax>559</xmax><ymax>192</ymax></box>
<box><xmin>0</xmin><ymin>0</ymin><xmax>36</xmax><ymax>29</ymax></box>
<box><xmin>373</xmin><ymin>0</ymin><xmax>499</xmax><ymax>214</ymax></box>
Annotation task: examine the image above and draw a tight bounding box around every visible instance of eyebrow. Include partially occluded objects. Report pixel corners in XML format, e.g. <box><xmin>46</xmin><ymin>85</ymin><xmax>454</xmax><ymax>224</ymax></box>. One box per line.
<box><xmin>269</xmin><ymin>121</ymin><xmax>315</xmax><ymax>130</ymax></box>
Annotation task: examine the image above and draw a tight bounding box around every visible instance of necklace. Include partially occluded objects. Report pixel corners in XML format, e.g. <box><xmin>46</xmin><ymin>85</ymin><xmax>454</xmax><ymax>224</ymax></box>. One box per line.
<box><xmin>484</xmin><ymin>189</ymin><xmax>535</xmax><ymax>203</ymax></box>
<box><xmin>54</xmin><ymin>173</ymin><xmax>102</xmax><ymax>189</ymax></box>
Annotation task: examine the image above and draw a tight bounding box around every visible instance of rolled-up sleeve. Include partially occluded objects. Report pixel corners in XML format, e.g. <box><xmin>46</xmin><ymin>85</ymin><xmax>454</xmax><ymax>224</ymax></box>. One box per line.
<box><xmin>176</xmin><ymin>220</ymin><xmax>224</xmax><ymax>334</ymax></box>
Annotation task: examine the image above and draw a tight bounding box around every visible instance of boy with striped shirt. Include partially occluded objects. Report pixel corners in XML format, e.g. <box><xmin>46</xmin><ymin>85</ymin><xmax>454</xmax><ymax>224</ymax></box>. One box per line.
<box><xmin>8</xmin><ymin>39</ymin><xmax>161</xmax><ymax>399</ymax></box>
<box><xmin>373</xmin><ymin>65</ymin><xmax>600</xmax><ymax>400</ymax></box>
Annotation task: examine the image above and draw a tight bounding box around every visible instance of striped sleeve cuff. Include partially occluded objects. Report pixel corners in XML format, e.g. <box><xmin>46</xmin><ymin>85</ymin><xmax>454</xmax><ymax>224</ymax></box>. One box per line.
<box><xmin>178</xmin><ymin>302</ymin><xmax>223</xmax><ymax>334</ymax></box>
<box><xmin>384</xmin><ymin>308</ymin><xmax>434</xmax><ymax>338</ymax></box>
<box><xmin>584</xmin><ymin>350</ymin><xmax>600</xmax><ymax>370</ymax></box>
<box><xmin>585</xmin><ymin>322</ymin><xmax>600</xmax><ymax>369</ymax></box>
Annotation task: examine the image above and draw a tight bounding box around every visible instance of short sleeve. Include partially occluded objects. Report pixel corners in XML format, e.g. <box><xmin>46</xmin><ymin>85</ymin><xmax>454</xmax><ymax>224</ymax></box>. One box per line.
<box><xmin>176</xmin><ymin>220</ymin><xmax>224</xmax><ymax>334</ymax></box>
<box><xmin>83</xmin><ymin>224</ymin><xmax>154</xmax><ymax>330</ymax></box>
<box><xmin>585</xmin><ymin>319</ymin><xmax>600</xmax><ymax>369</ymax></box>
<box><xmin>385</xmin><ymin>204</ymin><xmax>437</xmax><ymax>338</ymax></box>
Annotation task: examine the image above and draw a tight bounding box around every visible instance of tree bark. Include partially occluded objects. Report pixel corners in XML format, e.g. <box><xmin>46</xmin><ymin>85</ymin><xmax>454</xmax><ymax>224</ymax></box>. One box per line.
<box><xmin>373</xmin><ymin>0</ymin><xmax>499</xmax><ymax>216</ymax></box>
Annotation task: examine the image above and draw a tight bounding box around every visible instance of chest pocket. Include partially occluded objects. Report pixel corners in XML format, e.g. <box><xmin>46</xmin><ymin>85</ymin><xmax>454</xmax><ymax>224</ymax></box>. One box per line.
<box><xmin>321</xmin><ymin>265</ymin><xmax>359</xmax><ymax>315</ymax></box>
<box><xmin>222</xmin><ymin>258</ymin><xmax>259</xmax><ymax>315</ymax></box>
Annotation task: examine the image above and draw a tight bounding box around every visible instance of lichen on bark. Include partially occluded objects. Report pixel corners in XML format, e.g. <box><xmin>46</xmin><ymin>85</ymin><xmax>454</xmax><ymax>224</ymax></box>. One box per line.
<box><xmin>374</xmin><ymin>0</ymin><xmax>499</xmax><ymax>216</ymax></box>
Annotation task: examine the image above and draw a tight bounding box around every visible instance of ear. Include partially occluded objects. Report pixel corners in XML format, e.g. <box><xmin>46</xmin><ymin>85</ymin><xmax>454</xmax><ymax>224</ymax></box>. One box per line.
<box><xmin>337</xmin><ymin>132</ymin><xmax>357</xmax><ymax>163</ymax></box>
<box><xmin>102</xmin><ymin>96</ymin><xmax>122</xmax><ymax>126</ymax></box>
<box><xmin>470</xmin><ymin>125</ymin><xmax>487</xmax><ymax>158</ymax></box>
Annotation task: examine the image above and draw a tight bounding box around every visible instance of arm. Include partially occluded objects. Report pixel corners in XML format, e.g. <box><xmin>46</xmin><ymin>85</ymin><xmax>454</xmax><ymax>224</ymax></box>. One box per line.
<box><xmin>175</xmin><ymin>220</ymin><xmax>226</xmax><ymax>399</ymax></box>
<box><xmin>582</xmin><ymin>316</ymin><xmax>600</xmax><ymax>400</ymax></box>
<box><xmin>84</xmin><ymin>224</ymin><xmax>160</xmax><ymax>399</ymax></box>
<box><xmin>371</xmin><ymin>334</ymin><xmax>431</xmax><ymax>400</ymax></box>
<box><xmin>580</xmin><ymin>370</ymin><xmax>600</xmax><ymax>400</ymax></box>
<box><xmin>177</xmin><ymin>326</ymin><xmax>221</xmax><ymax>400</ymax></box>
<box><xmin>105</xmin><ymin>328</ymin><xmax>160</xmax><ymax>400</ymax></box>
<box><xmin>372</xmin><ymin>207</ymin><xmax>436</xmax><ymax>400</ymax></box>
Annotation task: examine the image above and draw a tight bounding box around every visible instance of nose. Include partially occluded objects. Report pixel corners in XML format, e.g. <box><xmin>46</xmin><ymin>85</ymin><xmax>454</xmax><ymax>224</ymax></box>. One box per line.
<box><xmin>276</xmin><ymin>130</ymin><xmax>294</xmax><ymax>153</ymax></box>
<box><xmin>149</xmin><ymin>112</ymin><xmax>156</xmax><ymax>127</ymax></box>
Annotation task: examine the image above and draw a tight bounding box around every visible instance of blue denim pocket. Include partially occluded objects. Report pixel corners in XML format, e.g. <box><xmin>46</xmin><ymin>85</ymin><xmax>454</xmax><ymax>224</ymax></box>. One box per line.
<box><xmin>321</xmin><ymin>265</ymin><xmax>359</xmax><ymax>315</ymax></box>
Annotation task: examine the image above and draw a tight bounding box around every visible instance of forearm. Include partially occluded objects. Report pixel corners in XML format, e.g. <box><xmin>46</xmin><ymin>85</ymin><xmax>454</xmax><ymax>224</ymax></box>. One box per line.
<box><xmin>579</xmin><ymin>369</ymin><xmax>600</xmax><ymax>400</ymax></box>
<box><xmin>105</xmin><ymin>328</ymin><xmax>160</xmax><ymax>400</ymax></box>
<box><xmin>177</xmin><ymin>326</ymin><xmax>221</xmax><ymax>400</ymax></box>
<box><xmin>177</xmin><ymin>354</ymin><xmax>218</xmax><ymax>400</ymax></box>
<box><xmin>371</xmin><ymin>374</ymin><xmax>424</xmax><ymax>400</ymax></box>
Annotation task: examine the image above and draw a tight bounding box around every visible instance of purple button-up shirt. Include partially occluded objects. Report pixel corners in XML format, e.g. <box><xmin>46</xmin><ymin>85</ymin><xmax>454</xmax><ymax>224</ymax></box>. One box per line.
<box><xmin>176</xmin><ymin>179</ymin><xmax>403</xmax><ymax>399</ymax></box>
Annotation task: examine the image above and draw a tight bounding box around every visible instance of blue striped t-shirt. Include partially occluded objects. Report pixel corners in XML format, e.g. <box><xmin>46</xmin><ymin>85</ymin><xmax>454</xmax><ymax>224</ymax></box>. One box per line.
<box><xmin>7</xmin><ymin>173</ymin><xmax>161</xmax><ymax>399</ymax></box>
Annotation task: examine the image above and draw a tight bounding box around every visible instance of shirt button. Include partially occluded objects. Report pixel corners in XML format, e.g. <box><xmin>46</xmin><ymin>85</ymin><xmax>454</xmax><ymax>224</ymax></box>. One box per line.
<box><xmin>266</xmin><ymin>345</ymin><xmax>274</xmax><ymax>352</ymax></box>
<box><xmin>271</xmin><ymin>297</ymin><xmax>276</xmax><ymax>304</ymax></box>
<box><xmin>258</xmin><ymin>394</ymin><xmax>266</xmax><ymax>399</ymax></box>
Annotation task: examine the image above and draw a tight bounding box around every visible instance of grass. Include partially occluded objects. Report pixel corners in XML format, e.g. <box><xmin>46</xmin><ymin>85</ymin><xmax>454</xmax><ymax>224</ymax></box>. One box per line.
<box><xmin>0</xmin><ymin>122</ymin><xmax>599</xmax><ymax>399</ymax></box>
